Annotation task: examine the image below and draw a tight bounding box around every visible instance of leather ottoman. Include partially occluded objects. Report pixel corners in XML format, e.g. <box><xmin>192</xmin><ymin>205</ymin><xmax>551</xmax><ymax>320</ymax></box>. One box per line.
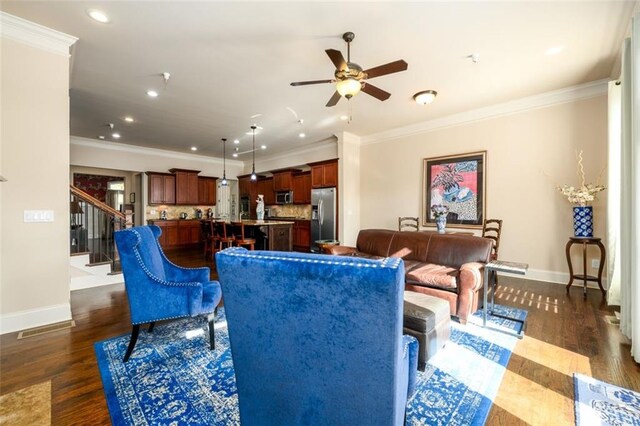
<box><xmin>403</xmin><ymin>291</ymin><xmax>451</xmax><ymax>371</ymax></box>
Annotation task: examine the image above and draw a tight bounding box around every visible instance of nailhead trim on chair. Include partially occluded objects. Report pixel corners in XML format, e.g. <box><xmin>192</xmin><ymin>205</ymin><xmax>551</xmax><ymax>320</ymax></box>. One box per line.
<box><xmin>221</xmin><ymin>247</ymin><xmax>402</xmax><ymax>269</ymax></box>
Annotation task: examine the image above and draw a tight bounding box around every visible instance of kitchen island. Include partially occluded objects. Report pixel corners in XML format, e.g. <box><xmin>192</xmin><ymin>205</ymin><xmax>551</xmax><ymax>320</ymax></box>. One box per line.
<box><xmin>236</xmin><ymin>220</ymin><xmax>294</xmax><ymax>251</ymax></box>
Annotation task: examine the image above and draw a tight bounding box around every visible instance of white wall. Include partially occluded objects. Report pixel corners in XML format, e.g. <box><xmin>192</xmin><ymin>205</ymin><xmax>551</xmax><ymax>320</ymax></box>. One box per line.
<box><xmin>1</xmin><ymin>16</ymin><xmax>77</xmax><ymax>333</ymax></box>
<box><xmin>360</xmin><ymin>94</ymin><xmax>608</xmax><ymax>284</ymax></box>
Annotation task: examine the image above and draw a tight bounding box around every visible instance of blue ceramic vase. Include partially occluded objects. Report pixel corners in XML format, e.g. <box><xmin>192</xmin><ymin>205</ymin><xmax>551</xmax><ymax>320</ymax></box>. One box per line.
<box><xmin>436</xmin><ymin>216</ymin><xmax>447</xmax><ymax>234</ymax></box>
<box><xmin>573</xmin><ymin>206</ymin><xmax>593</xmax><ymax>238</ymax></box>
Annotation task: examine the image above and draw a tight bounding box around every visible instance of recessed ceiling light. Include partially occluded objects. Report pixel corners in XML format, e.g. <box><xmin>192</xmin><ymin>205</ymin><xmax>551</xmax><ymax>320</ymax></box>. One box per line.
<box><xmin>340</xmin><ymin>115</ymin><xmax>349</xmax><ymax>121</ymax></box>
<box><xmin>261</xmin><ymin>145</ymin><xmax>267</xmax><ymax>150</ymax></box>
<box><xmin>87</xmin><ymin>9</ymin><xmax>109</xmax><ymax>24</ymax></box>
<box><xmin>191</xmin><ymin>146</ymin><xmax>198</xmax><ymax>151</ymax></box>
<box><xmin>299</xmin><ymin>133</ymin><xmax>306</xmax><ymax>138</ymax></box>
<box><xmin>112</xmin><ymin>133</ymin><xmax>121</xmax><ymax>139</ymax></box>
<box><xmin>98</xmin><ymin>135</ymin><xmax>105</xmax><ymax>140</ymax></box>
<box><xmin>124</xmin><ymin>116</ymin><xmax>134</xmax><ymax>123</ymax></box>
<box><xmin>545</xmin><ymin>46</ymin><xmax>564</xmax><ymax>55</ymax></box>
<box><xmin>413</xmin><ymin>90</ymin><xmax>438</xmax><ymax>105</ymax></box>
<box><xmin>232</xmin><ymin>153</ymin><xmax>238</xmax><ymax>158</ymax></box>
<box><xmin>233</xmin><ymin>139</ymin><xmax>240</xmax><ymax>144</ymax></box>
<box><xmin>146</xmin><ymin>90</ymin><xmax>159</xmax><ymax>98</ymax></box>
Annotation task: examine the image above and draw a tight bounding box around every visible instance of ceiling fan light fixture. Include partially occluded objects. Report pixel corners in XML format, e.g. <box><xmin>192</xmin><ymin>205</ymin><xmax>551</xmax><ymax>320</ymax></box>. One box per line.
<box><xmin>413</xmin><ymin>90</ymin><xmax>438</xmax><ymax>105</ymax></box>
<box><xmin>336</xmin><ymin>78</ymin><xmax>362</xmax><ymax>99</ymax></box>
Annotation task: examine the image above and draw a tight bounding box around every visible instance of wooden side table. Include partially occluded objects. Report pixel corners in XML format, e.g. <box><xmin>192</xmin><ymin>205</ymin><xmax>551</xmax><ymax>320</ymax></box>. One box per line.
<box><xmin>565</xmin><ymin>237</ymin><xmax>606</xmax><ymax>299</ymax></box>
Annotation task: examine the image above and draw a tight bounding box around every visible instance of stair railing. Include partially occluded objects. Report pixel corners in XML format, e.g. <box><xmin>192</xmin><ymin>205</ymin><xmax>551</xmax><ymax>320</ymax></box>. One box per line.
<box><xmin>70</xmin><ymin>185</ymin><xmax>130</xmax><ymax>274</ymax></box>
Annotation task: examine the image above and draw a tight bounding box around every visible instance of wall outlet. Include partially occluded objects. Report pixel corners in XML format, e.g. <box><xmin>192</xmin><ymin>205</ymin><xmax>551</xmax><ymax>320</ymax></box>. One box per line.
<box><xmin>591</xmin><ymin>259</ymin><xmax>600</xmax><ymax>268</ymax></box>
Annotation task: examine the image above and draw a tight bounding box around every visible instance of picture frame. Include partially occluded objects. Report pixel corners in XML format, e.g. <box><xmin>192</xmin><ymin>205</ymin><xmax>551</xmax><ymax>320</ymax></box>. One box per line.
<box><xmin>422</xmin><ymin>151</ymin><xmax>486</xmax><ymax>228</ymax></box>
<box><xmin>129</xmin><ymin>192</ymin><xmax>135</xmax><ymax>203</ymax></box>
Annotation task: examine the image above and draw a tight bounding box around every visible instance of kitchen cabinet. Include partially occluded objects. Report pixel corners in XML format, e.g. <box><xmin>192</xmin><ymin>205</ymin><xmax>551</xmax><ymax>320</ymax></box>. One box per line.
<box><xmin>178</xmin><ymin>220</ymin><xmax>201</xmax><ymax>245</ymax></box>
<box><xmin>238</xmin><ymin>175</ymin><xmax>253</xmax><ymax>197</ymax></box>
<box><xmin>293</xmin><ymin>220</ymin><xmax>311</xmax><ymax>252</ymax></box>
<box><xmin>170</xmin><ymin>169</ymin><xmax>200</xmax><ymax>205</ymax></box>
<box><xmin>292</xmin><ymin>172</ymin><xmax>311</xmax><ymax>204</ymax></box>
<box><xmin>149</xmin><ymin>220</ymin><xmax>201</xmax><ymax>248</ymax></box>
<box><xmin>263</xmin><ymin>177</ymin><xmax>275</xmax><ymax>206</ymax></box>
<box><xmin>269</xmin><ymin>224</ymin><xmax>293</xmax><ymax>251</ymax></box>
<box><xmin>152</xmin><ymin>220</ymin><xmax>179</xmax><ymax>247</ymax></box>
<box><xmin>147</xmin><ymin>173</ymin><xmax>176</xmax><ymax>205</ymax></box>
<box><xmin>273</xmin><ymin>171</ymin><xmax>294</xmax><ymax>191</ymax></box>
<box><xmin>310</xmin><ymin>160</ymin><xmax>338</xmax><ymax>188</ymax></box>
<box><xmin>238</xmin><ymin>174</ymin><xmax>258</xmax><ymax>217</ymax></box>
<box><xmin>198</xmin><ymin>177</ymin><xmax>217</xmax><ymax>205</ymax></box>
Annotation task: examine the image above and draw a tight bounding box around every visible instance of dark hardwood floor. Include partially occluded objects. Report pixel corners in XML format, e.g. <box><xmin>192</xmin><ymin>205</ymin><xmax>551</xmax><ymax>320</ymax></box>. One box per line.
<box><xmin>1</xmin><ymin>247</ymin><xmax>638</xmax><ymax>425</ymax></box>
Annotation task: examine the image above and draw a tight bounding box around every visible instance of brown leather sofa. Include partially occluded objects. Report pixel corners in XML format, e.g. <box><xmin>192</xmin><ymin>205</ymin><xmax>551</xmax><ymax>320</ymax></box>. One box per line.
<box><xmin>327</xmin><ymin>229</ymin><xmax>493</xmax><ymax>323</ymax></box>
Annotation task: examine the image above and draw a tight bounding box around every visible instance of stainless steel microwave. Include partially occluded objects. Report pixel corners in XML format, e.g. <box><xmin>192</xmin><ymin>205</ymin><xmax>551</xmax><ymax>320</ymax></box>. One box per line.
<box><xmin>275</xmin><ymin>191</ymin><xmax>293</xmax><ymax>204</ymax></box>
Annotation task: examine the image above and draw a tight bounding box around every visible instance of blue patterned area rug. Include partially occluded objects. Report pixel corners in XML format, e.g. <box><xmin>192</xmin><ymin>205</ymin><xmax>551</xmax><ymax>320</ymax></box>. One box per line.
<box><xmin>574</xmin><ymin>373</ymin><xmax>640</xmax><ymax>426</ymax></box>
<box><xmin>95</xmin><ymin>305</ymin><xmax>526</xmax><ymax>425</ymax></box>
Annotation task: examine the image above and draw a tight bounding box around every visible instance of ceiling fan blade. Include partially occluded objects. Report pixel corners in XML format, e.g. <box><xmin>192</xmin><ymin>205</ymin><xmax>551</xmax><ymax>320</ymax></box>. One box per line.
<box><xmin>290</xmin><ymin>79</ymin><xmax>335</xmax><ymax>87</ymax></box>
<box><xmin>325</xmin><ymin>49</ymin><xmax>347</xmax><ymax>71</ymax></box>
<box><xmin>325</xmin><ymin>91</ymin><xmax>342</xmax><ymax>107</ymax></box>
<box><xmin>364</xmin><ymin>60</ymin><xmax>408</xmax><ymax>79</ymax></box>
<box><xmin>361</xmin><ymin>83</ymin><xmax>391</xmax><ymax>101</ymax></box>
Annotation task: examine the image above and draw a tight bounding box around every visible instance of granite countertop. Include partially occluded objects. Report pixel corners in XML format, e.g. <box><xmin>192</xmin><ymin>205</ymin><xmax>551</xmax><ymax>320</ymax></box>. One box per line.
<box><xmin>148</xmin><ymin>218</ymin><xmax>203</xmax><ymax>222</ymax></box>
<box><xmin>242</xmin><ymin>220</ymin><xmax>294</xmax><ymax>226</ymax></box>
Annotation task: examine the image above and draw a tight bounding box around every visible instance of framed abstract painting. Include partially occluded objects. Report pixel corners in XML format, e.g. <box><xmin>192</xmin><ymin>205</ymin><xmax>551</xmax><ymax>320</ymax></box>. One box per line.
<box><xmin>422</xmin><ymin>151</ymin><xmax>486</xmax><ymax>228</ymax></box>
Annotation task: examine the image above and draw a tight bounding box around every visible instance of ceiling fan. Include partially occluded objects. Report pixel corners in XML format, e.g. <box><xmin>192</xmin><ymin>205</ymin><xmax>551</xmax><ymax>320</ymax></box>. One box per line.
<box><xmin>290</xmin><ymin>32</ymin><xmax>408</xmax><ymax>107</ymax></box>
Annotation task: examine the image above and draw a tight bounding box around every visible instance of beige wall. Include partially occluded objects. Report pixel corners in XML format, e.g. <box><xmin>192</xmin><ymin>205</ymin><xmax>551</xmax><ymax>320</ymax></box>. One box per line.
<box><xmin>1</xmin><ymin>38</ymin><xmax>73</xmax><ymax>332</ymax></box>
<box><xmin>360</xmin><ymin>95</ymin><xmax>608</xmax><ymax>282</ymax></box>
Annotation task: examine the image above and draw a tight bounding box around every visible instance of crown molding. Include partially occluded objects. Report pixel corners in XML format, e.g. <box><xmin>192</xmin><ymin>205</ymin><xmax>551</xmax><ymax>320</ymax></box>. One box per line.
<box><xmin>70</xmin><ymin>136</ymin><xmax>244</xmax><ymax>168</ymax></box>
<box><xmin>255</xmin><ymin>136</ymin><xmax>337</xmax><ymax>164</ymax></box>
<box><xmin>361</xmin><ymin>79</ymin><xmax>609</xmax><ymax>145</ymax></box>
<box><xmin>0</xmin><ymin>12</ymin><xmax>77</xmax><ymax>57</ymax></box>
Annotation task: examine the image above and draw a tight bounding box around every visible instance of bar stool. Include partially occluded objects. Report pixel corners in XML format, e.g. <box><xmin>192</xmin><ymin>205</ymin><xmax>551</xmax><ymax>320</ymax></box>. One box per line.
<box><xmin>215</xmin><ymin>221</ymin><xmax>235</xmax><ymax>252</ymax></box>
<box><xmin>200</xmin><ymin>220</ymin><xmax>214</xmax><ymax>258</ymax></box>
<box><xmin>230</xmin><ymin>221</ymin><xmax>256</xmax><ymax>250</ymax></box>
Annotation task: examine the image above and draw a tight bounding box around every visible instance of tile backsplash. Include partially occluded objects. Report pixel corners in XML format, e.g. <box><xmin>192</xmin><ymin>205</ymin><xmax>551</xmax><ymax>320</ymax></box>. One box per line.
<box><xmin>268</xmin><ymin>204</ymin><xmax>311</xmax><ymax>219</ymax></box>
<box><xmin>146</xmin><ymin>205</ymin><xmax>214</xmax><ymax>221</ymax></box>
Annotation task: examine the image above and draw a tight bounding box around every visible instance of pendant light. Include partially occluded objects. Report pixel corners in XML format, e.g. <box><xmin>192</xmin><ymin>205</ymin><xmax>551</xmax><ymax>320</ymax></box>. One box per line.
<box><xmin>250</xmin><ymin>125</ymin><xmax>257</xmax><ymax>181</ymax></box>
<box><xmin>221</xmin><ymin>138</ymin><xmax>228</xmax><ymax>186</ymax></box>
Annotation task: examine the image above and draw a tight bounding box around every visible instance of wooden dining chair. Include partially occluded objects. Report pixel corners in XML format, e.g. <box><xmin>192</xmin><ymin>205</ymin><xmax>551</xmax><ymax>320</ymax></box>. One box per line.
<box><xmin>215</xmin><ymin>221</ymin><xmax>235</xmax><ymax>252</ymax></box>
<box><xmin>230</xmin><ymin>221</ymin><xmax>256</xmax><ymax>250</ymax></box>
<box><xmin>398</xmin><ymin>217</ymin><xmax>419</xmax><ymax>231</ymax></box>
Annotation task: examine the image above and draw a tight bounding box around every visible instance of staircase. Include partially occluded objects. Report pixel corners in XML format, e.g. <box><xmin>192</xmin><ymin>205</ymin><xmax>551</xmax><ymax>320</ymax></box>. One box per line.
<box><xmin>69</xmin><ymin>185</ymin><xmax>131</xmax><ymax>278</ymax></box>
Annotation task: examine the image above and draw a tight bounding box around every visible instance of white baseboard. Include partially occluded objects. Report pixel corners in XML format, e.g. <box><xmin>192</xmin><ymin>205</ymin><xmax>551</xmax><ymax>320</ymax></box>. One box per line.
<box><xmin>499</xmin><ymin>267</ymin><xmax>608</xmax><ymax>289</ymax></box>
<box><xmin>0</xmin><ymin>303</ymin><xmax>72</xmax><ymax>335</ymax></box>
<box><xmin>70</xmin><ymin>275</ymin><xmax>124</xmax><ymax>291</ymax></box>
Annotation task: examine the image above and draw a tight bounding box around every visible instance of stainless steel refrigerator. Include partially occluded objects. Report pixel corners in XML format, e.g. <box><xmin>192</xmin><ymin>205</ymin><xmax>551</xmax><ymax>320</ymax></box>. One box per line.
<box><xmin>310</xmin><ymin>187</ymin><xmax>337</xmax><ymax>252</ymax></box>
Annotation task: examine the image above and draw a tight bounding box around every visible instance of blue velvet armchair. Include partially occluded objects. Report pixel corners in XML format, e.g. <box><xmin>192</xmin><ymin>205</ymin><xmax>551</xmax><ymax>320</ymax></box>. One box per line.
<box><xmin>114</xmin><ymin>226</ymin><xmax>221</xmax><ymax>362</ymax></box>
<box><xmin>216</xmin><ymin>248</ymin><xmax>418</xmax><ymax>425</ymax></box>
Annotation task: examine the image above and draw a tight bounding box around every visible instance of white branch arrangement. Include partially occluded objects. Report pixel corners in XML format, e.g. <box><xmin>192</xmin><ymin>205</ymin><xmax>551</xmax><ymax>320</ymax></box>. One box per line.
<box><xmin>556</xmin><ymin>150</ymin><xmax>606</xmax><ymax>207</ymax></box>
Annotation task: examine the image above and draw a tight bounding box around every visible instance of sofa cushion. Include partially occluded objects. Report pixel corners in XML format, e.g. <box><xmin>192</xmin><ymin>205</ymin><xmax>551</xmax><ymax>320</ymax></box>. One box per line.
<box><xmin>406</xmin><ymin>263</ymin><xmax>458</xmax><ymax>289</ymax></box>
<box><xmin>425</xmin><ymin>234</ymin><xmax>492</xmax><ymax>269</ymax></box>
<box><xmin>356</xmin><ymin>229</ymin><xmax>397</xmax><ymax>258</ymax></box>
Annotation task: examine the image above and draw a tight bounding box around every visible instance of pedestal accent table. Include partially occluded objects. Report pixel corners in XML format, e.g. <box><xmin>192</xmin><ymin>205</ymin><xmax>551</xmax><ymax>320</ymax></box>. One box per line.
<box><xmin>565</xmin><ymin>237</ymin><xmax>606</xmax><ymax>299</ymax></box>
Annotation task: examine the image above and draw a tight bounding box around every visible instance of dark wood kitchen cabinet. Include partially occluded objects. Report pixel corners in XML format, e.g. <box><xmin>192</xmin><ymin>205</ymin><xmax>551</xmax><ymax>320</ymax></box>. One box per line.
<box><xmin>151</xmin><ymin>220</ymin><xmax>178</xmax><ymax>247</ymax></box>
<box><xmin>293</xmin><ymin>219</ymin><xmax>311</xmax><ymax>252</ymax></box>
<box><xmin>147</xmin><ymin>172</ymin><xmax>176</xmax><ymax>205</ymax></box>
<box><xmin>310</xmin><ymin>159</ymin><xmax>338</xmax><ymax>188</ymax></box>
<box><xmin>170</xmin><ymin>169</ymin><xmax>200</xmax><ymax>205</ymax></box>
<box><xmin>263</xmin><ymin>177</ymin><xmax>275</xmax><ymax>206</ymax></box>
<box><xmin>273</xmin><ymin>171</ymin><xmax>294</xmax><ymax>191</ymax></box>
<box><xmin>292</xmin><ymin>172</ymin><xmax>311</xmax><ymax>204</ymax></box>
<box><xmin>177</xmin><ymin>220</ymin><xmax>201</xmax><ymax>245</ymax></box>
<box><xmin>198</xmin><ymin>177</ymin><xmax>217</xmax><ymax>206</ymax></box>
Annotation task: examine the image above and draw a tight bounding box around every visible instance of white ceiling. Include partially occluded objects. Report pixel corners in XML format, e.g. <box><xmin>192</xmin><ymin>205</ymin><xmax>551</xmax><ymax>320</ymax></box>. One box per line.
<box><xmin>2</xmin><ymin>1</ymin><xmax>636</xmax><ymax>162</ymax></box>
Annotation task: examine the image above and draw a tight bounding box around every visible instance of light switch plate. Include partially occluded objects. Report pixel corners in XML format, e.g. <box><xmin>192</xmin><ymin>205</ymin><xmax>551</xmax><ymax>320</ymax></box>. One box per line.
<box><xmin>591</xmin><ymin>259</ymin><xmax>600</xmax><ymax>268</ymax></box>
<box><xmin>24</xmin><ymin>210</ymin><xmax>54</xmax><ymax>223</ymax></box>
